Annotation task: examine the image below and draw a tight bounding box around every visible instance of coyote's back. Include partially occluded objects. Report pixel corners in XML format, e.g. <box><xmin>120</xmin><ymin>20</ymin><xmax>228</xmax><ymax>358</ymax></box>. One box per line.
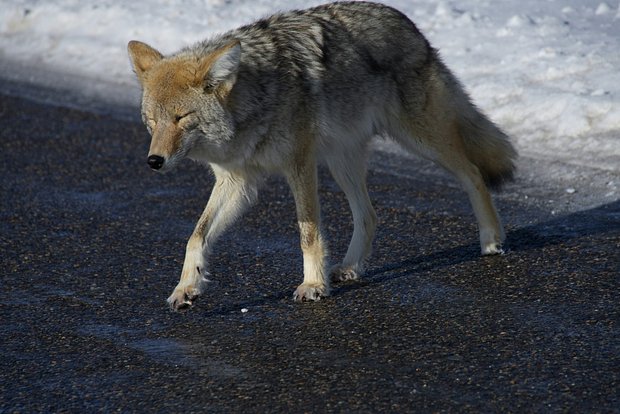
<box><xmin>128</xmin><ymin>1</ymin><xmax>517</xmax><ymax>310</ymax></box>
<box><xmin>202</xmin><ymin>1</ymin><xmax>516</xmax><ymax>187</ymax></box>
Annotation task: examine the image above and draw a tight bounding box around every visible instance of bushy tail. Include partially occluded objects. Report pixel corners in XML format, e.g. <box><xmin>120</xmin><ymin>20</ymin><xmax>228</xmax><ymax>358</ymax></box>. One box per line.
<box><xmin>458</xmin><ymin>109</ymin><xmax>517</xmax><ymax>190</ymax></box>
<box><xmin>430</xmin><ymin>54</ymin><xmax>517</xmax><ymax>190</ymax></box>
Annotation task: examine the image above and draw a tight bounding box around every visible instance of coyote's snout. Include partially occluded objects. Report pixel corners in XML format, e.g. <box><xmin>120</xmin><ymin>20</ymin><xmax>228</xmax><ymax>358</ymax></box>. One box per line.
<box><xmin>147</xmin><ymin>155</ymin><xmax>165</xmax><ymax>170</ymax></box>
<box><xmin>128</xmin><ymin>1</ymin><xmax>516</xmax><ymax>311</ymax></box>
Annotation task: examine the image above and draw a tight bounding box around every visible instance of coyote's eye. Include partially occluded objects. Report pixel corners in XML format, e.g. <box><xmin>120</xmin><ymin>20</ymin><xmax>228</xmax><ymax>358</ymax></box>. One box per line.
<box><xmin>174</xmin><ymin>111</ymin><xmax>196</xmax><ymax>123</ymax></box>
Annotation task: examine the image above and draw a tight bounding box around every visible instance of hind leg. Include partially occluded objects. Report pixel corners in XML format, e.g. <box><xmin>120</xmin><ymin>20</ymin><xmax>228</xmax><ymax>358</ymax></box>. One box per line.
<box><xmin>326</xmin><ymin>152</ymin><xmax>378</xmax><ymax>281</ymax></box>
<box><xmin>443</xmin><ymin>155</ymin><xmax>505</xmax><ymax>255</ymax></box>
<box><xmin>429</xmin><ymin>138</ymin><xmax>505</xmax><ymax>255</ymax></box>
<box><xmin>392</xmin><ymin>122</ymin><xmax>505</xmax><ymax>255</ymax></box>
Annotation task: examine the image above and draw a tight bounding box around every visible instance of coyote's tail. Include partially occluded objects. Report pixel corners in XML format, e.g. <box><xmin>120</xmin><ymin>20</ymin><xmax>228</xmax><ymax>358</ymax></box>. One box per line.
<box><xmin>458</xmin><ymin>108</ymin><xmax>517</xmax><ymax>190</ymax></box>
<box><xmin>428</xmin><ymin>56</ymin><xmax>517</xmax><ymax>190</ymax></box>
<box><xmin>430</xmin><ymin>53</ymin><xmax>517</xmax><ymax>190</ymax></box>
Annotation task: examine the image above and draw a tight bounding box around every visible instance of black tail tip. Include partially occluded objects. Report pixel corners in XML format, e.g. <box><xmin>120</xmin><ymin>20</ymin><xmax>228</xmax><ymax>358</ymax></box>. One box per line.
<box><xmin>484</xmin><ymin>168</ymin><xmax>515</xmax><ymax>192</ymax></box>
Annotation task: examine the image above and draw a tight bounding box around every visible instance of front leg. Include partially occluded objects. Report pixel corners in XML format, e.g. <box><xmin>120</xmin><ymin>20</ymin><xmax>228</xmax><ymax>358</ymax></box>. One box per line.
<box><xmin>167</xmin><ymin>168</ymin><xmax>257</xmax><ymax>310</ymax></box>
<box><xmin>166</xmin><ymin>235</ymin><xmax>209</xmax><ymax>311</ymax></box>
<box><xmin>285</xmin><ymin>153</ymin><xmax>330</xmax><ymax>301</ymax></box>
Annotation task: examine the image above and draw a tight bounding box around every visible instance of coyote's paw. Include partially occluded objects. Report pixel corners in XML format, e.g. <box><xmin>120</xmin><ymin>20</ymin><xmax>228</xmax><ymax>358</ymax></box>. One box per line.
<box><xmin>481</xmin><ymin>243</ymin><xmax>505</xmax><ymax>256</ymax></box>
<box><xmin>293</xmin><ymin>282</ymin><xmax>329</xmax><ymax>302</ymax></box>
<box><xmin>329</xmin><ymin>265</ymin><xmax>360</xmax><ymax>282</ymax></box>
<box><xmin>166</xmin><ymin>278</ymin><xmax>207</xmax><ymax>311</ymax></box>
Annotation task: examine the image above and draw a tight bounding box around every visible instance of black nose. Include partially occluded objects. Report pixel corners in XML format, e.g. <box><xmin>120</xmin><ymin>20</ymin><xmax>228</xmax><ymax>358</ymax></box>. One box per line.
<box><xmin>147</xmin><ymin>155</ymin><xmax>165</xmax><ymax>170</ymax></box>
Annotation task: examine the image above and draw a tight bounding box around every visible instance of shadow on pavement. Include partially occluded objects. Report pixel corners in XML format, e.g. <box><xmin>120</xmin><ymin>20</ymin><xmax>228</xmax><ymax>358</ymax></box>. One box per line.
<box><xmin>357</xmin><ymin>199</ymin><xmax>618</xmax><ymax>287</ymax></box>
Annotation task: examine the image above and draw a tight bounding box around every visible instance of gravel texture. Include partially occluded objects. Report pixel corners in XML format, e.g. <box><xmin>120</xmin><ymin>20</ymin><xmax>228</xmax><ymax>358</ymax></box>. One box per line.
<box><xmin>1</xmin><ymin>92</ymin><xmax>618</xmax><ymax>412</ymax></box>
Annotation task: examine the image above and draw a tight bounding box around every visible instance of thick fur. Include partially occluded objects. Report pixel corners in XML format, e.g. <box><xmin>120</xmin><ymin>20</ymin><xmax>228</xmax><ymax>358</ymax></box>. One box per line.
<box><xmin>127</xmin><ymin>1</ymin><xmax>517</xmax><ymax>311</ymax></box>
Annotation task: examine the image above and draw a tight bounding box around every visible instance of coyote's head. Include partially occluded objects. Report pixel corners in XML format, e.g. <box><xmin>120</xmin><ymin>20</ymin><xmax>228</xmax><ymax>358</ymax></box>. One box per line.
<box><xmin>128</xmin><ymin>40</ymin><xmax>241</xmax><ymax>172</ymax></box>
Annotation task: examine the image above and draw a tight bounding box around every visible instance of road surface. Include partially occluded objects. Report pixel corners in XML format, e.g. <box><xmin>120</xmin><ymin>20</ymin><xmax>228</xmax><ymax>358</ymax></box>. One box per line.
<box><xmin>1</xmin><ymin>90</ymin><xmax>618</xmax><ymax>412</ymax></box>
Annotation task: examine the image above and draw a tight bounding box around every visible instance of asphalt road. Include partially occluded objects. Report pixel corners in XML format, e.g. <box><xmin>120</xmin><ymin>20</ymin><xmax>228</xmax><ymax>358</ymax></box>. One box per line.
<box><xmin>1</xmin><ymin>90</ymin><xmax>619</xmax><ymax>413</ymax></box>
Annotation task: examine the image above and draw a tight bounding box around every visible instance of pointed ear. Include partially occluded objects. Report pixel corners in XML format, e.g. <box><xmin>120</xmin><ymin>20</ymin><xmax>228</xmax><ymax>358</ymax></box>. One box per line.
<box><xmin>127</xmin><ymin>40</ymin><xmax>163</xmax><ymax>83</ymax></box>
<box><xmin>198</xmin><ymin>40</ymin><xmax>241</xmax><ymax>91</ymax></box>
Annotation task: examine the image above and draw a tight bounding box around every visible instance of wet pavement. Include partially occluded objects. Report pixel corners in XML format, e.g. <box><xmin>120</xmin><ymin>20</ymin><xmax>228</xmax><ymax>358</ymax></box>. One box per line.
<box><xmin>0</xmin><ymin>91</ymin><xmax>619</xmax><ymax>412</ymax></box>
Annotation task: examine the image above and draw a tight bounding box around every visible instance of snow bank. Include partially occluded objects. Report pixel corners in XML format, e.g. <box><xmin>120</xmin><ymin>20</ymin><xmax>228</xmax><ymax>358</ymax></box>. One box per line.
<box><xmin>0</xmin><ymin>0</ymin><xmax>618</xmax><ymax>169</ymax></box>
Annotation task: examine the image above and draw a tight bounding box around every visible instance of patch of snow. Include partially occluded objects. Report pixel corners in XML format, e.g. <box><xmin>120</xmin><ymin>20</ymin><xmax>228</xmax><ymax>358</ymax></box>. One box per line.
<box><xmin>595</xmin><ymin>2</ymin><xmax>612</xmax><ymax>15</ymax></box>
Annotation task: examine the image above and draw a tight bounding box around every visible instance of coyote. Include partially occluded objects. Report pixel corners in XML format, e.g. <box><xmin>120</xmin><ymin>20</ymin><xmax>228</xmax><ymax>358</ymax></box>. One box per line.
<box><xmin>128</xmin><ymin>1</ymin><xmax>516</xmax><ymax>310</ymax></box>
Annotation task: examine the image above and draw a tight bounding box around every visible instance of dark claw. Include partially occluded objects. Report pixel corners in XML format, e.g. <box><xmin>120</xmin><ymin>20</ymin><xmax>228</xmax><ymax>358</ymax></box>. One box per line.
<box><xmin>168</xmin><ymin>296</ymin><xmax>193</xmax><ymax>312</ymax></box>
<box><xmin>175</xmin><ymin>301</ymin><xmax>192</xmax><ymax>311</ymax></box>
